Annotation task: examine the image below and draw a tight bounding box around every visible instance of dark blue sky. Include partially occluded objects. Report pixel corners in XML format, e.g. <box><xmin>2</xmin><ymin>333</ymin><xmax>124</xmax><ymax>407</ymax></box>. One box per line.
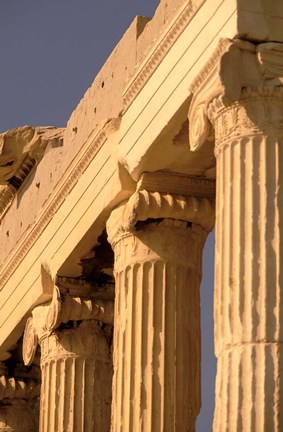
<box><xmin>1</xmin><ymin>1</ymin><xmax>216</xmax><ymax>429</ymax></box>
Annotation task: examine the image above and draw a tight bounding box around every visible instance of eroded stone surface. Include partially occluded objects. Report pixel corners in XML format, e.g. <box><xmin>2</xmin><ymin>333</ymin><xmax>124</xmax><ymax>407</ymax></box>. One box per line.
<box><xmin>107</xmin><ymin>172</ymin><xmax>215</xmax><ymax>432</ymax></box>
<box><xmin>0</xmin><ymin>125</ymin><xmax>63</xmax><ymax>185</ymax></box>
<box><xmin>2</xmin><ymin>1</ymin><xmax>283</xmax><ymax>430</ymax></box>
<box><xmin>23</xmin><ymin>289</ymin><xmax>113</xmax><ymax>432</ymax></box>
<box><xmin>0</xmin><ymin>362</ymin><xmax>40</xmax><ymax>432</ymax></box>
<box><xmin>190</xmin><ymin>38</ymin><xmax>283</xmax><ymax>431</ymax></box>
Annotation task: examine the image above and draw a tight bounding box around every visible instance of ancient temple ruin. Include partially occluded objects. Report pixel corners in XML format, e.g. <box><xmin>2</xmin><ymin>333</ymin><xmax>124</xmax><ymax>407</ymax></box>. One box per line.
<box><xmin>1</xmin><ymin>0</ymin><xmax>283</xmax><ymax>430</ymax></box>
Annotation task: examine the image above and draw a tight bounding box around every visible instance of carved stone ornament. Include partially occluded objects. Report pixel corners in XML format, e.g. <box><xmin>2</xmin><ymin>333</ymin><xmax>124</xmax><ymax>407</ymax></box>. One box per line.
<box><xmin>38</xmin><ymin>319</ymin><xmax>112</xmax><ymax>432</ymax></box>
<box><xmin>0</xmin><ymin>119</ymin><xmax>119</xmax><ymax>291</ymax></box>
<box><xmin>44</xmin><ymin>285</ymin><xmax>114</xmax><ymax>334</ymax></box>
<box><xmin>0</xmin><ymin>125</ymin><xmax>64</xmax><ymax>185</ymax></box>
<box><xmin>107</xmin><ymin>172</ymin><xmax>215</xmax><ymax>246</ymax></box>
<box><xmin>208</xmin><ymin>86</ymin><xmax>283</xmax><ymax>154</ymax></box>
<box><xmin>22</xmin><ymin>317</ymin><xmax>38</xmax><ymax>367</ymax></box>
<box><xmin>23</xmin><ymin>286</ymin><xmax>114</xmax><ymax>364</ymax></box>
<box><xmin>256</xmin><ymin>42</ymin><xmax>283</xmax><ymax>81</ymax></box>
<box><xmin>188</xmin><ymin>39</ymin><xmax>283</xmax><ymax>151</ymax></box>
<box><xmin>44</xmin><ymin>286</ymin><xmax>62</xmax><ymax>334</ymax></box>
<box><xmin>0</xmin><ymin>126</ymin><xmax>64</xmax><ymax>220</ymax></box>
<box><xmin>123</xmin><ymin>0</ymin><xmax>206</xmax><ymax>108</ymax></box>
<box><xmin>188</xmin><ymin>38</ymin><xmax>243</xmax><ymax>151</ymax></box>
<box><xmin>107</xmin><ymin>172</ymin><xmax>213</xmax><ymax>432</ymax></box>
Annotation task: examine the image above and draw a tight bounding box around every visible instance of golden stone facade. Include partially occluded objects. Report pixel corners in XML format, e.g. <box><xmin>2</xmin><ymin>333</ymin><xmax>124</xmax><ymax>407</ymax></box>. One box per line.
<box><xmin>1</xmin><ymin>1</ymin><xmax>283</xmax><ymax>431</ymax></box>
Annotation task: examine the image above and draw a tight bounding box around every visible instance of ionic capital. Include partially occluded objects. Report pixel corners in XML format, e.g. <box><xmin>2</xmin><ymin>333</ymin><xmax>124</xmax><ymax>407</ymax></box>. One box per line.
<box><xmin>209</xmin><ymin>86</ymin><xmax>283</xmax><ymax>156</ymax></box>
<box><xmin>45</xmin><ymin>285</ymin><xmax>114</xmax><ymax>333</ymax></box>
<box><xmin>188</xmin><ymin>38</ymin><xmax>283</xmax><ymax>151</ymax></box>
<box><xmin>107</xmin><ymin>172</ymin><xmax>215</xmax><ymax>246</ymax></box>
<box><xmin>22</xmin><ymin>285</ymin><xmax>114</xmax><ymax>366</ymax></box>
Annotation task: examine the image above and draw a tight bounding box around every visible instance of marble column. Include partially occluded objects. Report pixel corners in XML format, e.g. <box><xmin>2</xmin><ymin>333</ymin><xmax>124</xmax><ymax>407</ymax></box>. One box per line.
<box><xmin>188</xmin><ymin>39</ymin><xmax>283</xmax><ymax>431</ymax></box>
<box><xmin>210</xmin><ymin>87</ymin><xmax>283</xmax><ymax>431</ymax></box>
<box><xmin>23</xmin><ymin>288</ymin><xmax>114</xmax><ymax>432</ymax></box>
<box><xmin>107</xmin><ymin>173</ymin><xmax>215</xmax><ymax>432</ymax></box>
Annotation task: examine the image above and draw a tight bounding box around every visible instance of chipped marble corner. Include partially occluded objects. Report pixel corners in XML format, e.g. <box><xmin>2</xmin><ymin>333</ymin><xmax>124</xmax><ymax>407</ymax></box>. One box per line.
<box><xmin>0</xmin><ymin>125</ymin><xmax>64</xmax><ymax>185</ymax></box>
<box><xmin>188</xmin><ymin>38</ymin><xmax>283</xmax><ymax>152</ymax></box>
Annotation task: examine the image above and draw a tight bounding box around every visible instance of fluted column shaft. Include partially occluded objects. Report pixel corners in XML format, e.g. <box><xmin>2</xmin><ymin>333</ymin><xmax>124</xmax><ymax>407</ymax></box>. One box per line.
<box><xmin>23</xmin><ymin>289</ymin><xmax>114</xmax><ymax>432</ymax></box>
<box><xmin>107</xmin><ymin>178</ymin><xmax>215</xmax><ymax>431</ymax></box>
<box><xmin>108</xmin><ymin>212</ymin><xmax>210</xmax><ymax>431</ymax></box>
<box><xmin>39</xmin><ymin>320</ymin><xmax>112</xmax><ymax>432</ymax></box>
<box><xmin>210</xmin><ymin>87</ymin><xmax>283</xmax><ymax>431</ymax></box>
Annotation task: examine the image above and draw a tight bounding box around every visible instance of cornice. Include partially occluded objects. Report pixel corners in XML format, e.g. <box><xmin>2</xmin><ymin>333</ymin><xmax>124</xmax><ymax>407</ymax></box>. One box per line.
<box><xmin>123</xmin><ymin>0</ymin><xmax>206</xmax><ymax>109</ymax></box>
<box><xmin>0</xmin><ymin>126</ymin><xmax>64</xmax><ymax>218</ymax></box>
<box><xmin>0</xmin><ymin>156</ymin><xmax>36</xmax><ymax>219</ymax></box>
<box><xmin>0</xmin><ymin>185</ymin><xmax>16</xmax><ymax>219</ymax></box>
<box><xmin>0</xmin><ymin>118</ymin><xmax>120</xmax><ymax>291</ymax></box>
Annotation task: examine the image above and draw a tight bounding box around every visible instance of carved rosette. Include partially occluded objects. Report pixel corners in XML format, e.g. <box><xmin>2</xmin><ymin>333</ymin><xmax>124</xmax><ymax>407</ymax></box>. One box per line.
<box><xmin>107</xmin><ymin>173</ymin><xmax>215</xmax><ymax>432</ymax></box>
<box><xmin>22</xmin><ymin>318</ymin><xmax>38</xmax><ymax>367</ymax></box>
<box><xmin>189</xmin><ymin>103</ymin><xmax>213</xmax><ymax>151</ymax></box>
